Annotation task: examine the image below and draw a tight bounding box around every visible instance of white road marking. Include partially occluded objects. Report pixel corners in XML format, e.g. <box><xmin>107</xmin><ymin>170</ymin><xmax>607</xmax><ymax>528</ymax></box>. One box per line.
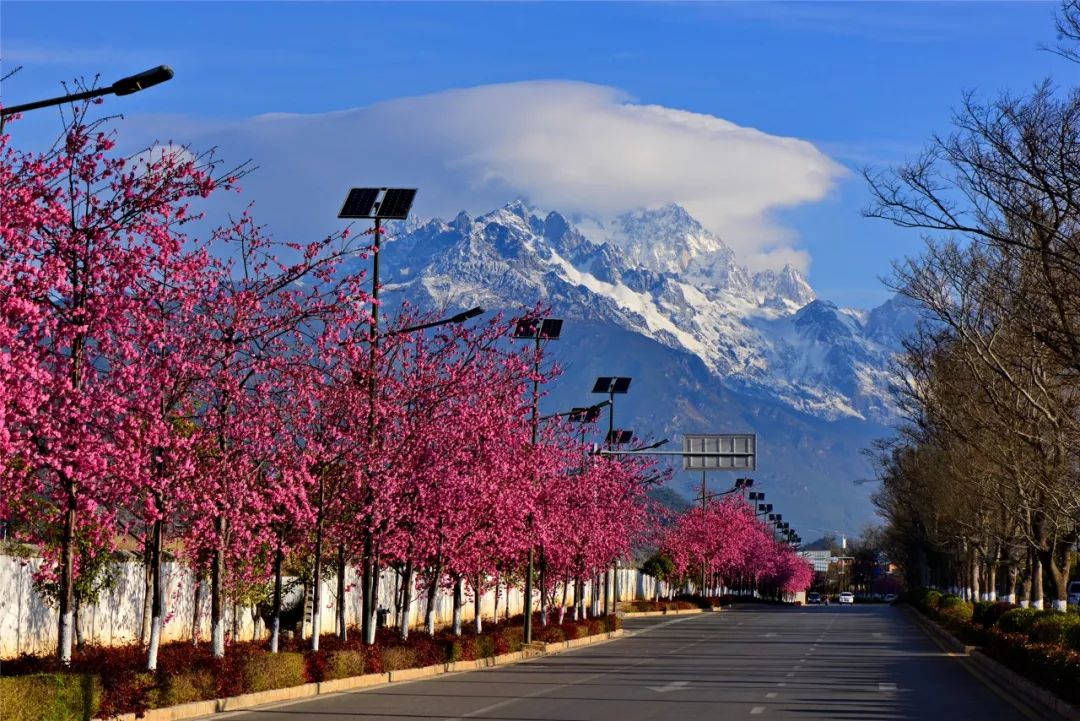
<box><xmin>764</xmin><ymin>632</ymin><xmax>777</xmax><ymax>637</ymax></box>
<box><xmin>777</xmin><ymin>682</ymin><xmax>787</xmax><ymax>687</ymax></box>
<box><xmin>647</xmin><ymin>680</ymin><xmax>690</xmax><ymax>693</ymax></box>
<box><xmin>766</xmin><ymin>692</ymin><xmax>778</xmax><ymax>698</ymax></box>
<box><xmin>785</xmin><ymin>672</ymin><xmax>795</xmax><ymax>677</ymax></box>
<box><xmin>879</xmin><ymin>682</ymin><xmax>897</xmax><ymax>692</ymax></box>
<box><xmin>750</xmin><ymin>707</ymin><xmax>766</xmax><ymax>715</ymax></box>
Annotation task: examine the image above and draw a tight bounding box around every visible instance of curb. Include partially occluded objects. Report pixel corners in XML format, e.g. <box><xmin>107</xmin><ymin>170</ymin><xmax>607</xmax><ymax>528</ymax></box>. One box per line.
<box><xmin>903</xmin><ymin>605</ymin><xmax>1080</xmax><ymax>721</ymax></box>
<box><xmin>104</xmin><ymin>629</ymin><xmax>623</xmax><ymax>721</ymax></box>
<box><xmin>901</xmin><ymin>605</ymin><xmax>975</xmax><ymax>655</ymax></box>
<box><xmin>967</xmin><ymin>651</ymin><xmax>1080</xmax><ymax>721</ymax></box>
<box><xmin>619</xmin><ymin>607</ymin><xmax>719</xmax><ymax>618</ymax></box>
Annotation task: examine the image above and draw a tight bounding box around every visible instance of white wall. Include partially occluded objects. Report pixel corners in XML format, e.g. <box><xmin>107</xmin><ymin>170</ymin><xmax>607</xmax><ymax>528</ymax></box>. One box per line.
<box><xmin>0</xmin><ymin>555</ymin><xmax>666</xmax><ymax>658</ymax></box>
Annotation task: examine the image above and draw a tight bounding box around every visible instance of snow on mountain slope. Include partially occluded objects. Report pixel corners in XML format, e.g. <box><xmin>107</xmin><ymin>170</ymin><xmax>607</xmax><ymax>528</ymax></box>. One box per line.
<box><xmin>365</xmin><ymin>201</ymin><xmax>904</xmax><ymax>424</ymax></box>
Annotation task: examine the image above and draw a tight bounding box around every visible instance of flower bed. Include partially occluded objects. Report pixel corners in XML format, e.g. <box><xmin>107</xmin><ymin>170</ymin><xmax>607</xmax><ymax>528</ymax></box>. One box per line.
<box><xmin>0</xmin><ymin>614</ymin><xmax>620</xmax><ymax>719</ymax></box>
<box><xmin>905</xmin><ymin>589</ymin><xmax>1080</xmax><ymax>706</ymax></box>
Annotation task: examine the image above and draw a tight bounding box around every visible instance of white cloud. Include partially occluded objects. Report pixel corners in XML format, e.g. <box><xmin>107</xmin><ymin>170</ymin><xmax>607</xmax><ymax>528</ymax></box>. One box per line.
<box><xmin>127</xmin><ymin>81</ymin><xmax>843</xmax><ymax>271</ymax></box>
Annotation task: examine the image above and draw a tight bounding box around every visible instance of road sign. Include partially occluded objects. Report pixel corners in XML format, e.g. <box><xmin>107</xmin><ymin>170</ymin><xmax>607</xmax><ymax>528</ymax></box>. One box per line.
<box><xmin>682</xmin><ymin>434</ymin><xmax>756</xmax><ymax>471</ymax></box>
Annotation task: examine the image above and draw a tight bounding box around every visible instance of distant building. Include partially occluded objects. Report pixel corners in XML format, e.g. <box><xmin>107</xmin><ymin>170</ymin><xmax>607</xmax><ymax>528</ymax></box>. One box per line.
<box><xmin>799</xmin><ymin>550</ymin><xmax>831</xmax><ymax>573</ymax></box>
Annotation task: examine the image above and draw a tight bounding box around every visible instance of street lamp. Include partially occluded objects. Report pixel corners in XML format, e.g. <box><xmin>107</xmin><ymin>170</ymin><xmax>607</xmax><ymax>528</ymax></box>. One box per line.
<box><xmin>512</xmin><ymin>316</ymin><xmax>562</xmax><ymax>644</ymax></box>
<box><xmin>591</xmin><ymin>376</ymin><xmax>631</xmax><ymax>616</ymax></box>
<box><xmin>1</xmin><ymin>65</ymin><xmax>175</xmax><ymax>122</ymax></box>
<box><xmin>390</xmin><ymin>306</ymin><xmax>484</xmax><ymax>336</ymax></box>
<box><xmin>337</xmin><ymin>186</ymin><xmax>418</xmax><ymax>647</ymax></box>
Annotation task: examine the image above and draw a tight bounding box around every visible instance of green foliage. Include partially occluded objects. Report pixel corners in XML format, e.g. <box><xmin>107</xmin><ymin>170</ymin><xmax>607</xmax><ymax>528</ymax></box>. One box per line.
<box><xmin>997</xmin><ymin>608</ymin><xmax>1041</xmax><ymax>634</ymax></box>
<box><xmin>474</xmin><ymin>634</ymin><xmax>496</xmax><ymax>658</ymax></box>
<box><xmin>1029</xmin><ymin>613</ymin><xmax>1080</xmax><ymax>645</ymax></box>
<box><xmin>922</xmin><ymin>590</ymin><xmax>943</xmax><ymax>609</ymax></box>
<box><xmin>380</xmin><ymin>646</ymin><xmax>419</xmax><ymax>671</ymax></box>
<box><xmin>239</xmin><ymin>651</ymin><xmax>306</xmax><ymax>693</ymax></box>
<box><xmin>0</xmin><ymin>674</ymin><xmax>101</xmax><ymax>721</ymax></box>
<box><xmin>148</xmin><ymin>670</ymin><xmax>216</xmax><ymax>707</ymax></box>
<box><xmin>641</xmin><ymin>552</ymin><xmax>675</xmax><ymax>582</ymax></box>
<box><xmin>938</xmin><ymin>600</ymin><xmax>974</xmax><ymax>624</ymax></box>
<box><xmin>973</xmin><ymin>601</ymin><xmax>1017</xmax><ymax>627</ymax></box>
<box><xmin>1065</xmin><ymin>624</ymin><xmax>1080</xmax><ymax>652</ymax></box>
<box><xmin>937</xmin><ymin>594</ymin><xmax>963</xmax><ymax>610</ymax></box>
<box><xmin>323</xmin><ymin>650</ymin><xmax>365</xmax><ymax>681</ymax></box>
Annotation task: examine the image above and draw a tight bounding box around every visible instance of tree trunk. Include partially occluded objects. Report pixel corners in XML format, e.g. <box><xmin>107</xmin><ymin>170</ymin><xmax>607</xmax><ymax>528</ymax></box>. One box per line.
<box><xmin>560</xmin><ymin>578</ymin><xmax>568</xmax><ymax>624</ymax></box>
<box><xmin>191</xmin><ymin>576</ymin><xmax>202</xmax><ymax>645</ymax></box>
<box><xmin>337</xmin><ymin>543</ymin><xmax>347</xmax><ymax>641</ymax></box>
<box><xmin>140</xmin><ymin>537</ymin><xmax>153</xmax><ymax>646</ymax></box>
<box><xmin>270</xmin><ymin>542</ymin><xmax>283</xmax><ymax>653</ymax></box>
<box><xmin>147</xmin><ymin>518</ymin><xmax>164</xmax><ymax>670</ymax></box>
<box><xmin>474</xmin><ymin>574</ymin><xmax>483</xmax><ymax>634</ymax></box>
<box><xmin>425</xmin><ymin>559</ymin><xmax>442</xmax><ymax>636</ymax></box>
<box><xmin>57</xmin><ymin>484</ymin><xmax>76</xmax><ymax>665</ymax></box>
<box><xmin>399</xmin><ymin>560</ymin><xmax>413</xmax><ymax>641</ymax></box>
<box><xmin>211</xmin><ymin>517</ymin><xmax>226</xmax><ymax>658</ymax></box>
<box><xmin>539</xmin><ymin>548</ymin><xmax>547</xmax><ymax>627</ymax></box>
<box><xmin>1037</xmin><ymin>546</ymin><xmax>1071</xmax><ymax>611</ymax></box>
<box><xmin>1031</xmin><ymin>552</ymin><xmax>1044</xmax><ymax>610</ymax></box>
<box><xmin>452</xmin><ymin>575</ymin><xmax>463</xmax><ymax>636</ymax></box>
<box><xmin>362</xmin><ymin>536</ymin><xmax>380</xmax><ymax>646</ymax></box>
<box><xmin>311</xmin><ymin>477</ymin><xmax>324</xmax><ymax>651</ymax></box>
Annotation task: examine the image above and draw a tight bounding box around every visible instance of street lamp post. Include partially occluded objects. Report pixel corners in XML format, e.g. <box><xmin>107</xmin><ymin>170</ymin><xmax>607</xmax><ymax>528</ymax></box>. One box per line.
<box><xmin>338</xmin><ymin>187</ymin><xmax>418</xmax><ymax>646</ymax></box>
<box><xmin>512</xmin><ymin>317</ymin><xmax>563</xmax><ymax>644</ymax></box>
<box><xmin>592</xmin><ymin>377</ymin><xmax>631</xmax><ymax>615</ymax></box>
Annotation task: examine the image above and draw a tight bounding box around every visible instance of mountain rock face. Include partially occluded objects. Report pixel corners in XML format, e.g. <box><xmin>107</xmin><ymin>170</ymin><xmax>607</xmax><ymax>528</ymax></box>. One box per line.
<box><xmin>361</xmin><ymin>202</ymin><xmax>908</xmax><ymax>531</ymax></box>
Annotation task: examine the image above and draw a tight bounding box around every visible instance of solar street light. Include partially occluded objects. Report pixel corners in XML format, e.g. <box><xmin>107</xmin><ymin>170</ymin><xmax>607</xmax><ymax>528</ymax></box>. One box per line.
<box><xmin>336</xmin><ymin>186</ymin><xmax>417</xmax><ymax>648</ymax></box>
<box><xmin>606</xmin><ymin>429</ymin><xmax>634</xmax><ymax>446</ymax></box>
<box><xmin>511</xmin><ymin>316</ymin><xmax>563</xmax><ymax>645</ymax></box>
<box><xmin>513</xmin><ymin>318</ymin><xmax>563</xmax><ymax>340</ymax></box>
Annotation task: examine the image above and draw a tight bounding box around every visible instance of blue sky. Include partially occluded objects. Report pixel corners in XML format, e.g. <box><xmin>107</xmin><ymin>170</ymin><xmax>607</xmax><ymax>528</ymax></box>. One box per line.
<box><xmin>3</xmin><ymin>1</ymin><xmax>1072</xmax><ymax>307</ymax></box>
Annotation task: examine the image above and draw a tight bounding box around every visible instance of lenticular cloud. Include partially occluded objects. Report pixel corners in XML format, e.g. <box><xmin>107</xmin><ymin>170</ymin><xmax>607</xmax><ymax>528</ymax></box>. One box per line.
<box><xmin>140</xmin><ymin>81</ymin><xmax>843</xmax><ymax>271</ymax></box>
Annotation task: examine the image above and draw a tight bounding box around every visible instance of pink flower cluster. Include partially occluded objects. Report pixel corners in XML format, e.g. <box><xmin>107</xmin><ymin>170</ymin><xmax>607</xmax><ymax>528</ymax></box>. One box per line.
<box><xmin>660</xmin><ymin>497</ymin><xmax>812</xmax><ymax>595</ymax></box>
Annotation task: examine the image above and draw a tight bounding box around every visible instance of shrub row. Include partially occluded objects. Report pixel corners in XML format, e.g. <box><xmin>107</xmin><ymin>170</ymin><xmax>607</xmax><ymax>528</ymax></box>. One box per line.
<box><xmin>0</xmin><ymin>674</ymin><xmax>102</xmax><ymax>721</ymax></box>
<box><xmin>0</xmin><ymin>614</ymin><xmax>619</xmax><ymax>717</ymax></box>
<box><xmin>905</xmin><ymin>589</ymin><xmax>1080</xmax><ymax>707</ymax></box>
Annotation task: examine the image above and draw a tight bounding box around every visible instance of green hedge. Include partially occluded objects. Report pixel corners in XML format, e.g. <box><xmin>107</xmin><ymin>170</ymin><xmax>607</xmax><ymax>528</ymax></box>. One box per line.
<box><xmin>1029</xmin><ymin>613</ymin><xmax>1080</xmax><ymax>645</ymax></box>
<box><xmin>239</xmin><ymin>651</ymin><xmax>306</xmax><ymax>693</ymax></box>
<box><xmin>1065</xmin><ymin>624</ymin><xmax>1080</xmax><ymax>652</ymax></box>
<box><xmin>0</xmin><ymin>674</ymin><xmax>101</xmax><ymax>721</ymax></box>
<box><xmin>323</xmin><ymin>650</ymin><xmax>365</xmax><ymax>681</ymax></box>
<box><xmin>997</xmin><ymin>608</ymin><xmax>1042</xmax><ymax>634</ymax></box>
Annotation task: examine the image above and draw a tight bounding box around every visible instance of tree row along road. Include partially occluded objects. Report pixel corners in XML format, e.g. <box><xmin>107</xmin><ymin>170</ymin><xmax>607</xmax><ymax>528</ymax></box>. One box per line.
<box><xmin>229</xmin><ymin>605</ymin><xmax>1035</xmax><ymax>721</ymax></box>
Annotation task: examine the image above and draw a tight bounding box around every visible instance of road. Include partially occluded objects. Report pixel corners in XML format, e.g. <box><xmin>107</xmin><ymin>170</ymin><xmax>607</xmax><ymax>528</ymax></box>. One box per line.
<box><xmin>227</xmin><ymin>605</ymin><xmax>1037</xmax><ymax>721</ymax></box>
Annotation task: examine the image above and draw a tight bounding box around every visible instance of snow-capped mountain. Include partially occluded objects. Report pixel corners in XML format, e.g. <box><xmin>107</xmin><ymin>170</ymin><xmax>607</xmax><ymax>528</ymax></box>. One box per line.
<box><xmin>358</xmin><ymin>200</ymin><xmax>909</xmax><ymax>531</ymax></box>
<box><xmin>374</xmin><ymin>200</ymin><xmax>901</xmax><ymax>424</ymax></box>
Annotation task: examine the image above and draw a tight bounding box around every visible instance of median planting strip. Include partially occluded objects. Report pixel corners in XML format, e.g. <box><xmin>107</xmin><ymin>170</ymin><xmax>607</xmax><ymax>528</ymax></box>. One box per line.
<box><xmin>108</xmin><ymin>629</ymin><xmax>624</xmax><ymax>721</ymax></box>
<box><xmin>904</xmin><ymin>605</ymin><xmax>1080</xmax><ymax>721</ymax></box>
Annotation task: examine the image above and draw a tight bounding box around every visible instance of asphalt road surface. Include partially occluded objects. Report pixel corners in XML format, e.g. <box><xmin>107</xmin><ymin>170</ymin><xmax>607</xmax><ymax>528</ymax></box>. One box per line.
<box><xmin>226</xmin><ymin>605</ymin><xmax>1038</xmax><ymax>721</ymax></box>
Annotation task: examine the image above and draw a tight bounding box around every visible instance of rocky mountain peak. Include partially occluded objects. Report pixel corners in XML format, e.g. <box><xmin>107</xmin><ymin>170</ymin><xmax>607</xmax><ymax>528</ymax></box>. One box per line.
<box><xmin>753</xmin><ymin>264</ymin><xmax>816</xmax><ymax>309</ymax></box>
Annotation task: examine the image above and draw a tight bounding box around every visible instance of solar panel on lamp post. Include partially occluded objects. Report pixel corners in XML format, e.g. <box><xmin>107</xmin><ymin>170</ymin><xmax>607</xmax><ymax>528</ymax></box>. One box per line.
<box><xmin>591</xmin><ymin>376</ymin><xmax>631</xmax><ymax>616</ymax></box>
<box><xmin>511</xmin><ymin>317</ymin><xmax>562</xmax><ymax>643</ymax></box>
<box><xmin>337</xmin><ymin>187</ymin><xmax>417</xmax><ymax>648</ymax></box>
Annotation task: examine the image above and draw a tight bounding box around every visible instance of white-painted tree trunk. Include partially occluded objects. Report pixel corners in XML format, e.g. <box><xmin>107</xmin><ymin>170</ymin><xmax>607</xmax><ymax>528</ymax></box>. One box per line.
<box><xmin>59</xmin><ymin>611</ymin><xmax>74</xmax><ymax>665</ymax></box>
<box><xmin>211</xmin><ymin>618</ymin><xmax>224</xmax><ymax>657</ymax></box>
<box><xmin>1052</xmin><ymin>599</ymin><xmax>1067</xmax><ymax>612</ymax></box>
<box><xmin>311</xmin><ymin>607</ymin><xmax>321</xmax><ymax>651</ymax></box>
<box><xmin>1003</xmin><ymin>593</ymin><xmax>1015</xmax><ymax>604</ymax></box>
<box><xmin>1019</xmin><ymin>600</ymin><xmax>1029</xmax><ymax>608</ymax></box>
<box><xmin>269</xmin><ymin>616</ymin><xmax>280</xmax><ymax>653</ymax></box>
<box><xmin>147</xmin><ymin>618</ymin><xmax>162</xmax><ymax>670</ymax></box>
